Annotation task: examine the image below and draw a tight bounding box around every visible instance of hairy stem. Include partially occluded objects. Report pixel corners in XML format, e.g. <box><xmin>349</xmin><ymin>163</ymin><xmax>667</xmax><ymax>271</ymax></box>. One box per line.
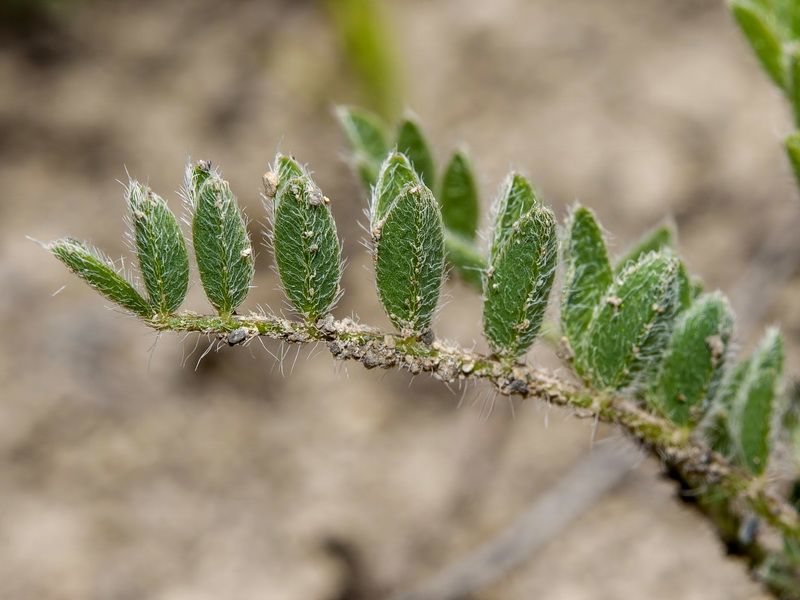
<box><xmin>153</xmin><ymin>310</ymin><xmax>799</xmax><ymax>589</ymax></box>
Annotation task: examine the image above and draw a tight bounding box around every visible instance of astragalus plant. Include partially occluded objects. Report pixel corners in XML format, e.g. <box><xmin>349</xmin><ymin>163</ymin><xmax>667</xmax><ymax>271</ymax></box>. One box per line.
<box><xmin>42</xmin><ymin>2</ymin><xmax>800</xmax><ymax>597</ymax></box>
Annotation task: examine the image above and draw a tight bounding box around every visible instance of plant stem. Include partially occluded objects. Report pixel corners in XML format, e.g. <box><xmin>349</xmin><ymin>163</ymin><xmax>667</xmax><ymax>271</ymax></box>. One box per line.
<box><xmin>153</xmin><ymin>311</ymin><xmax>799</xmax><ymax>596</ymax></box>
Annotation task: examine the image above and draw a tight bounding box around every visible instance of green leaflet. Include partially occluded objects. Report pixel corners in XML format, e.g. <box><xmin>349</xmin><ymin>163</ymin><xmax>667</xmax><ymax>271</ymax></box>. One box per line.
<box><xmin>786</xmin><ymin>131</ymin><xmax>800</xmax><ymax>189</ymax></box>
<box><xmin>439</xmin><ymin>149</ymin><xmax>480</xmax><ymax>241</ymax></box>
<box><xmin>371</xmin><ymin>152</ymin><xmax>419</xmax><ymax>226</ymax></box>
<box><xmin>615</xmin><ymin>220</ymin><xmax>676</xmax><ymax>273</ymax></box>
<box><xmin>561</xmin><ymin>206</ymin><xmax>613</xmax><ymax>352</ymax></box>
<box><xmin>335</xmin><ymin>106</ymin><xmax>390</xmax><ymax>188</ymax></box>
<box><xmin>707</xmin><ymin>358</ymin><xmax>752</xmax><ymax>458</ymax></box>
<box><xmin>729</xmin><ymin>327</ymin><xmax>784</xmax><ymax>474</ymax></box>
<box><xmin>273</xmin><ymin>174</ymin><xmax>342</xmax><ymax>321</ymax></box>
<box><xmin>187</xmin><ymin>163</ymin><xmax>254</xmax><ymax>317</ymax></box>
<box><xmin>490</xmin><ymin>173</ymin><xmax>537</xmax><ymax>263</ymax></box>
<box><xmin>689</xmin><ymin>277</ymin><xmax>705</xmax><ymax>301</ymax></box>
<box><xmin>273</xmin><ymin>154</ymin><xmax>305</xmax><ymax>198</ymax></box>
<box><xmin>580</xmin><ymin>251</ymin><xmax>683</xmax><ymax>391</ymax></box>
<box><xmin>774</xmin><ymin>0</ymin><xmax>800</xmax><ymax>39</ymax></box>
<box><xmin>127</xmin><ymin>182</ymin><xmax>189</xmax><ymax>317</ymax></box>
<box><xmin>374</xmin><ymin>183</ymin><xmax>444</xmax><ymax>336</ymax></box>
<box><xmin>48</xmin><ymin>238</ymin><xmax>153</xmax><ymax>318</ymax></box>
<box><xmin>648</xmin><ymin>292</ymin><xmax>735</xmax><ymax>426</ymax></box>
<box><xmin>730</xmin><ymin>0</ymin><xmax>787</xmax><ymax>89</ymax></box>
<box><xmin>787</xmin><ymin>45</ymin><xmax>800</xmax><ymax>124</ymax></box>
<box><xmin>676</xmin><ymin>261</ymin><xmax>695</xmax><ymax>312</ymax></box>
<box><xmin>444</xmin><ymin>229</ymin><xmax>486</xmax><ymax>292</ymax></box>
<box><xmin>396</xmin><ymin>116</ymin><xmax>436</xmax><ymax>190</ymax></box>
<box><xmin>483</xmin><ymin>188</ymin><xmax>558</xmax><ymax>358</ymax></box>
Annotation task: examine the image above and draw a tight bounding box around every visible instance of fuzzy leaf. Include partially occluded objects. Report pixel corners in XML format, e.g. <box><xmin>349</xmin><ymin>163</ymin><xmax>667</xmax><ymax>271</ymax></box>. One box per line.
<box><xmin>730</xmin><ymin>0</ymin><xmax>787</xmax><ymax>89</ymax></box>
<box><xmin>675</xmin><ymin>260</ymin><xmax>696</xmax><ymax>313</ymax></box>
<box><xmin>371</xmin><ymin>152</ymin><xmax>419</xmax><ymax>226</ymax></box>
<box><xmin>373</xmin><ymin>183</ymin><xmax>444</xmax><ymax>336</ymax></box>
<box><xmin>490</xmin><ymin>173</ymin><xmax>537</xmax><ymax>262</ymax></box>
<box><xmin>273</xmin><ymin>154</ymin><xmax>305</xmax><ymax>197</ymax></box>
<box><xmin>439</xmin><ymin>149</ymin><xmax>480</xmax><ymax>241</ymax></box>
<box><xmin>561</xmin><ymin>206</ymin><xmax>613</xmax><ymax>351</ymax></box>
<box><xmin>730</xmin><ymin>327</ymin><xmax>784</xmax><ymax>474</ymax></box>
<box><xmin>580</xmin><ymin>251</ymin><xmax>683</xmax><ymax>391</ymax></box>
<box><xmin>336</xmin><ymin>106</ymin><xmax>390</xmax><ymax>188</ymax></box>
<box><xmin>648</xmin><ymin>292</ymin><xmax>735</xmax><ymax>426</ymax></box>
<box><xmin>127</xmin><ymin>182</ymin><xmax>189</xmax><ymax>316</ymax></box>
<box><xmin>188</xmin><ymin>163</ymin><xmax>254</xmax><ymax>317</ymax></box>
<box><xmin>707</xmin><ymin>358</ymin><xmax>752</xmax><ymax>458</ymax></box>
<box><xmin>273</xmin><ymin>174</ymin><xmax>341</xmax><ymax>321</ymax></box>
<box><xmin>690</xmin><ymin>276</ymin><xmax>705</xmax><ymax>301</ymax></box>
<box><xmin>396</xmin><ymin>116</ymin><xmax>436</xmax><ymax>190</ymax></box>
<box><xmin>615</xmin><ymin>220</ymin><xmax>676</xmax><ymax>273</ymax></box>
<box><xmin>48</xmin><ymin>238</ymin><xmax>153</xmax><ymax>318</ymax></box>
<box><xmin>444</xmin><ymin>229</ymin><xmax>486</xmax><ymax>291</ymax></box>
<box><xmin>483</xmin><ymin>196</ymin><xmax>558</xmax><ymax>358</ymax></box>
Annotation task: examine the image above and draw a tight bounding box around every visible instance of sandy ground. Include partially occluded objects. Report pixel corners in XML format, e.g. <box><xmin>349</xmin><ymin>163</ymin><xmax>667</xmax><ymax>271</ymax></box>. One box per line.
<box><xmin>0</xmin><ymin>0</ymin><xmax>797</xmax><ymax>598</ymax></box>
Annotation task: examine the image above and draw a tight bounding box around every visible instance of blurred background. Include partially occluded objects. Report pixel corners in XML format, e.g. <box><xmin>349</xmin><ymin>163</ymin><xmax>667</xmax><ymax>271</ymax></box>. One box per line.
<box><xmin>1</xmin><ymin>0</ymin><xmax>798</xmax><ymax>598</ymax></box>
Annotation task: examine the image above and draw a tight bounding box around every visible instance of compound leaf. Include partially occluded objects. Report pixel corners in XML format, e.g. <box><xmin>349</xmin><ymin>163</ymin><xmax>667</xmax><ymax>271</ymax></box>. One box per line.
<box><xmin>48</xmin><ymin>237</ymin><xmax>153</xmax><ymax>318</ymax></box>
<box><xmin>187</xmin><ymin>162</ymin><xmax>254</xmax><ymax>317</ymax></box>
<box><xmin>127</xmin><ymin>181</ymin><xmax>189</xmax><ymax>316</ymax></box>
<box><xmin>273</xmin><ymin>174</ymin><xmax>341</xmax><ymax>321</ymax></box>
<box><xmin>648</xmin><ymin>292</ymin><xmax>735</xmax><ymax>426</ymax></box>
<box><xmin>373</xmin><ymin>183</ymin><xmax>444</xmax><ymax>336</ymax></box>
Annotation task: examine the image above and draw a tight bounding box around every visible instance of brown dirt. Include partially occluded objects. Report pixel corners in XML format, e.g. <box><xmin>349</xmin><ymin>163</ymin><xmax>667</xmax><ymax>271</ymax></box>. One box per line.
<box><xmin>0</xmin><ymin>0</ymin><xmax>796</xmax><ymax>598</ymax></box>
